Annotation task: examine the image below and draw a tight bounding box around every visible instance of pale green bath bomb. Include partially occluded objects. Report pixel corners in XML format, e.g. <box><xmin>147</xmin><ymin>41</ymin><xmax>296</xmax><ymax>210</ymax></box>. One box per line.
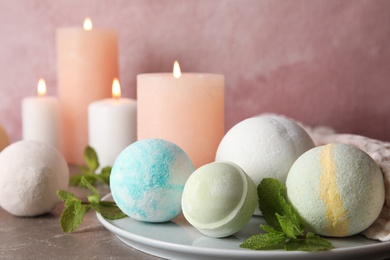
<box><xmin>181</xmin><ymin>161</ymin><xmax>257</xmax><ymax>238</ymax></box>
<box><xmin>286</xmin><ymin>143</ymin><xmax>385</xmax><ymax>237</ymax></box>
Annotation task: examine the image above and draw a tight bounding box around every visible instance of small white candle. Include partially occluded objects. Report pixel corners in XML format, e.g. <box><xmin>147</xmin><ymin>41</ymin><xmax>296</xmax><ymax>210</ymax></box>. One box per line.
<box><xmin>88</xmin><ymin>78</ymin><xmax>137</xmax><ymax>167</ymax></box>
<box><xmin>22</xmin><ymin>79</ymin><xmax>60</xmax><ymax>149</ymax></box>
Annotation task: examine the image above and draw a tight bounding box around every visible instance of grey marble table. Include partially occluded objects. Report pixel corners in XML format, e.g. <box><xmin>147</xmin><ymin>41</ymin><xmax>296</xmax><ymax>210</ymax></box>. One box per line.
<box><xmin>0</xmin><ymin>166</ymin><xmax>164</xmax><ymax>260</ymax></box>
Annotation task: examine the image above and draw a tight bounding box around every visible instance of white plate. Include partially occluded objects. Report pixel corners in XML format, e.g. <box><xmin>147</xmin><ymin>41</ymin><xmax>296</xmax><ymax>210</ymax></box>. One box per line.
<box><xmin>96</xmin><ymin>194</ymin><xmax>390</xmax><ymax>259</ymax></box>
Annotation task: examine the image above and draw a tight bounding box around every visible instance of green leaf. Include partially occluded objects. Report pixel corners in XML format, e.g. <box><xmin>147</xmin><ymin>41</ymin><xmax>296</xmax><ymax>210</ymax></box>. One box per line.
<box><xmin>285</xmin><ymin>233</ymin><xmax>334</xmax><ymax>251</ymax></box>
<box><xmin>59</xmin><ymin>200</ymin><xmax>91</xmax><ymax>232</ymax></box>
<box><xmin>57</xmin><ymin>190</ymin><xmax>80</xmax><ymax>207</ymax></box>
<box><xmin>257</xmin><ymin>178</ymin><xmax>287</xmax><ymax>231</ymax></box>
<box><xmin>241</xmin><ymin>178</ymin><xmax>333</xmax><ymax>252</ymax></box>
<box><xmin>240</xmin><ymin>226</ymin><xmax>286</xmax><ymax>250</ymax></box>
<box><xmin>84</xmin><ymin>146</ymin><xmax>99</xmax><ymax>172</ymax></box>
<box><xmin>97</xmin><ymin>166</ymin><xmax>112</xmax><ymax>185</ymax></box>
<box><xmin>78</xmin><ymin>165</ymin><xmax>92</xmax><ymax>175</ymax></box>
<box><xmin>276</xmin><ymin>213</ymin><xmax>304</xmax><ymax>239</ymax></box>
<box><xmin>92</xmin><ymin>201</ymin><xmax>127</xmax><ymax>220</ymax></box>
<box><xmin>258</xmin><ymin>178</ymin><xmax>304</xmax><ymax>233</ymax></box>
<box><xmin>80</xmin><ymin>177</ymin><xmax>100</xmax><ymax>204</ymax></box>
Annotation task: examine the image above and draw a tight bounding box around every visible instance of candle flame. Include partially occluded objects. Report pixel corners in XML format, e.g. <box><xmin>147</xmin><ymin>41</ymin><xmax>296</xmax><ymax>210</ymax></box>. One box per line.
<box><xmin>83</xmin><ymin>17</ymin><xmax>93</xmax><ymax>31</ymax></box>
<box><xmin>173</xmin><ymin>60</ymin><xmax>181</xmax><ymax>78</ymax></box>
<box><xmin>37</xmin><ymin>78</ymin><xmax>46</xmax><ymax>97</ymax></box>
<box><xmin>112</xmin><ymin>78</ymin><xmax>121</xmax><ymax>99</ymax></box>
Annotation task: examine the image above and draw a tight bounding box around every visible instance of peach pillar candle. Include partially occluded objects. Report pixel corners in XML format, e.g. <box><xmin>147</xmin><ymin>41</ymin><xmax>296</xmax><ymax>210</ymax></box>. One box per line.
<box><xmin>88</xmin><ymin>79</ymin><xmax>137</xmax><ymax>167</ymax></box>
<box><xmin>22</xmin><ymin>79</ymin><xmax>60</xmax><ymax>149</ymax></box>
<box><xmin>56</xmin><ymin>17</ymin><xmax>118</xmax><ymax>164</ymax></box>
<box><xmin>137</xmin><ymin>61</ymin><xmax>224</xmax><ymax>168</ymax></box>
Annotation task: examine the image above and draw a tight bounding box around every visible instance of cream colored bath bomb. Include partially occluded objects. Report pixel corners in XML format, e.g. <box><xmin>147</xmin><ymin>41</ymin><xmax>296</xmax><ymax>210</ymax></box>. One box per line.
<box><xmin>215</xmin><ymin>115</ymin><xmax>314</xmax><ymax>215</ymax></box>
<box><xmin>182</xmin><ymin>161</ymin><xmax>257</xmax><ymax>238</ymax></box>
<box><xmin>0</xmin><ymin>140</ymin><xmax>69</xmax><ymax>216</ymax></box>
<box><xmin>286</xmin><ymin>143</ymin><xmax>385</xmax><ymax>237</ymax></box>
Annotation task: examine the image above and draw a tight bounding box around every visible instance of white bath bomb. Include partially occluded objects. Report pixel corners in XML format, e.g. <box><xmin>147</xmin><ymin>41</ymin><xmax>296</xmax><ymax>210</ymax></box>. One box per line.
<box><xmin>0</xmin><ymin>140</ymin><xmax>69</xmax><ymax>216</ymax></box>
<box><xmin>216</xmin><ymin>115</ymin><xmax>314</xmax><ymax>215</ymax></box>
<box><xmin>286</xmin><ymin>143</ymin><xmax>385</xmax><ymax>237</ymax></box>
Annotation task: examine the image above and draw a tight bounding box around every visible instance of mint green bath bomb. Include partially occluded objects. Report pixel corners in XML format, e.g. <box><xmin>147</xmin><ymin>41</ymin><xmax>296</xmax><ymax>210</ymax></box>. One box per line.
<box><xmin>110</xmin><ymin>138</ymin><xmax>194</xmax><ymax>222</ymax></box>
<box><xmin>182</xmin><ymin>161</ymin><xmax>257</xmax><ymax>238</ymax></box>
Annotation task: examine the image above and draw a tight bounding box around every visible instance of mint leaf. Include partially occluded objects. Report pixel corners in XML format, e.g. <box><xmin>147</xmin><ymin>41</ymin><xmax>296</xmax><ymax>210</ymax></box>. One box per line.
<box><xmin>257</xmin><ymin>178</ymin><xmax>287</xmax><ymax>230</ymax></box>
<box><xmin>276</xmin><ymin>213</ymin><xmax>303</xmax><ymax>239</ymax></box>
<box><xmin>84</xmin><ymin>146</ymin><xmax>99</xmax><ymax>172</ymax></box>
<box><xmin>96</xmin><ymin>166</ymin><xmax>112</xmax><ymax>185</ymax></box>
<box><xmin>285</xmin><ymin>233</ymin><xmax>333</xmax><ymax>251</ymax></box>
<box><xmin>240</xmin><ymin>225</ymin><xmax>286</xmax><ymax>250</ymax></box>
<box><xmin>57</xmin><ymin>177</ymin><xmax>127</xmax><ymax>233</ymax></box>
<box><xmin>92</xmin><ymin>201</ymin><xmax>127</xmax><ymax>220</ymax></box>
<box><xmin>81</xmin><ymin>177</ymin><xmax>100</xmax><ymax>204</ymax></box>
<box><xmin>241</xmin><ymin>178</ymin><xmax>333</xmax><ymax>252</ymax></box>
<box><xmin>57</xmin><ymin>190</ymin><xmax>79</xmax><ymax>207</ymax></box>
<box><xmin>58</xmin><ymin>199</ymin><xmax>91</xmax><ymax>232</ymax></box>
<box><xmin>69</xmin><ymin>146</ymin><xmax>112</xmax><ymax>187</ymax></box>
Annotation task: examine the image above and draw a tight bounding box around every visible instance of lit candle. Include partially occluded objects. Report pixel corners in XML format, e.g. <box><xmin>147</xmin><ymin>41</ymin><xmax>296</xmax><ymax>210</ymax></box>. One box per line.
<box><xmin>88</xmin><ymin>78</ymin><xmax>137</xmax><ymax>167</ymax></box>
<box><xmin>22</xmin><ymin>79</ymin><xmax>60</xmax><ymax>148</ymax></box>
<box><xmin>137</xmin><ymin>61</ymin><xmax>224</xmax><ymax>168</ymax></box>
<box><xmin>56</xmin><ymin>17</ymin><xmax>118</xmax><ymax>164</ymax></box>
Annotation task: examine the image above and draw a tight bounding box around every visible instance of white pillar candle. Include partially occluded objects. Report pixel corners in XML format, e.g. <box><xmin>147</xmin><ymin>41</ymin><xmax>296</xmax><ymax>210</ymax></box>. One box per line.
<box><xmin>88</xmin><ymin>78</ymin><xmax>137</xmax><ymax>167</ymax></box>
<box><xmin>22</xmin><ymin>79</ymin><xmax>60</xmax><ymax>149</ymax></box>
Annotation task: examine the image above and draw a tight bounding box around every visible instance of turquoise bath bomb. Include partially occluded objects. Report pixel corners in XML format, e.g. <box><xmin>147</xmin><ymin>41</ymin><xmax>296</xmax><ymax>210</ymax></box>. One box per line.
<box><xmin>110</xmin><ymin>138</ymin><xmax>194</xmax><ymax>222</ymax></box>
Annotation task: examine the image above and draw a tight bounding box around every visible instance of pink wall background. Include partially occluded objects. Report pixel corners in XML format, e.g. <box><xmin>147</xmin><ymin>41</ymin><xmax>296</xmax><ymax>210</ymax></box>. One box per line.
<box><xmin>1</xmin><ymin>0</ymin><xmax>390</xmax><ymax>143</ymax></box>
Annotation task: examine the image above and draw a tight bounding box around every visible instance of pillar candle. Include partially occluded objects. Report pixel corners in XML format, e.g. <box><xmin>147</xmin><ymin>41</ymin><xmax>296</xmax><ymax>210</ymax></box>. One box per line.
<box><xmin>88</xmin><ymin>79</ymin><xmax>137</xmax><ymax>167</ymax></box>
<box><xmin>137</xmin><ymin>61</ymin><xmax>224</xmax><ymax>168</ymax></box>
<box><xmin>22</xmin><ymin>79</ymin><xmax>60</xmax><ymax>149</ymax></box>
<box><xmin>56</xmin><ymin>17</ymin><xmax>118</xmax><ymax>164</ymax></box>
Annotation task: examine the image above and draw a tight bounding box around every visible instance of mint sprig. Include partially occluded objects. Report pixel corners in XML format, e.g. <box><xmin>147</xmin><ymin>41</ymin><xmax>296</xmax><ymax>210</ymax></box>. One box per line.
<box><xmin>69</xmin><ymin>146</ymin><xmax>112</xmax><ymax>186</ymax></box>
<box><xmin>240</xmin><ymin>178</ymin><xmax>333</xmax><ymax>251</ymax></box>
<box><xmin>57</xmin><ymin>177</ymin><xmax>127</xmax><ymax>233</ymax></box>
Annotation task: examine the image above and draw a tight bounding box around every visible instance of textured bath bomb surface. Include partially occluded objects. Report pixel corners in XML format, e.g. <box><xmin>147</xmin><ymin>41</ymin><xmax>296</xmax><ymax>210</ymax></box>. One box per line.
<box><xmin>181</xmin><ymin>161</ymin><xmax>257</xmax><ymax>238</ymax></box>
<box><xmin>110</xmin><ymin>138</ymin><xmax>194</xmax><ymax>222</ymax></box>
<box><xmin>215</xmin><ymin>115</ymin><xmax>314</xmax><ymax>215</ymax></box>
<box><xmin>0</xmin><ymin>140</ymin><xmax>69</xmax><ymax>216</ymax></box>
<box><xmin>286</xmin><ymin>143</ymin><xmax>385</xmax><ymax>237</ymax></box>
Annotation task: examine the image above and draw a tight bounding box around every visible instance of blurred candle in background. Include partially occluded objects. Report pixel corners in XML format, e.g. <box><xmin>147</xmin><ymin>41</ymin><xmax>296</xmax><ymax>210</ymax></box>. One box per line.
<box><xmin>22</xmin><ymin>79</ymin><xmax>60</xmax><ymax>148</ymax></box>
<box><xmin>56</xmin><ymin>17</ymin><xmax>118</xmax><ymax>164</ymax></box>
<box><xmin>137</xmin><ymin>61</ymin><xmax>224</xmax><ymax>168</ymax></box>
<box><xmin>88</xmin><ymin>78</ymin><xmax>137</xmax><ymax>167</ymax></box>
<box><xmin>0</xmin><ymin>123</ymin><xmax>10</xmax><ymax>152</ymax></box>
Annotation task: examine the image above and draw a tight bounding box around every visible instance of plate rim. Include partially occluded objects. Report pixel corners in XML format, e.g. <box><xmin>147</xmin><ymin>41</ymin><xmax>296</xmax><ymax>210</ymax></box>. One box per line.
<box><xmin>96</xmin><ymin>194</ymin><xmax>390</xmax><ymax>258</ymax></box>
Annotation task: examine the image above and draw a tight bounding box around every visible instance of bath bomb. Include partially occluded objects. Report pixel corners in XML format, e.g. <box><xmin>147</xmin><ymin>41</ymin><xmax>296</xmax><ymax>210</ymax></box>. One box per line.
<box><xmin>110</xmin><ymin>138</ymin><xmax>194</xmax><ymax>222</ymax></box>
<box><xmin>215</xmin><ymin>115</ymin><xmax>314</xmax><ymax>215</ymax></box>
<box><xmin>286</xmin><ymin>143</ymin><xmax>385</xmax><ymax>237</ymax></box>
<box><xmin>181</xmin><ymin>161</ymin><xmax>257</xmax><ymax>238</ymax></box>
<box><xmin>0</xmin><ymin>140</ymin><xmax>69</xmax><ymax>216</ymax></box>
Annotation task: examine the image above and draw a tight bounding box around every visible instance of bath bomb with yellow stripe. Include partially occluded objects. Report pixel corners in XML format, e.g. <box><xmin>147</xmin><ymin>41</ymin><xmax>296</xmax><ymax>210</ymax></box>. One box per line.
<box><xmin>286</xmin><ymin>143</ymin><xmax>385</xmax><ymax>237</ymax></box>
